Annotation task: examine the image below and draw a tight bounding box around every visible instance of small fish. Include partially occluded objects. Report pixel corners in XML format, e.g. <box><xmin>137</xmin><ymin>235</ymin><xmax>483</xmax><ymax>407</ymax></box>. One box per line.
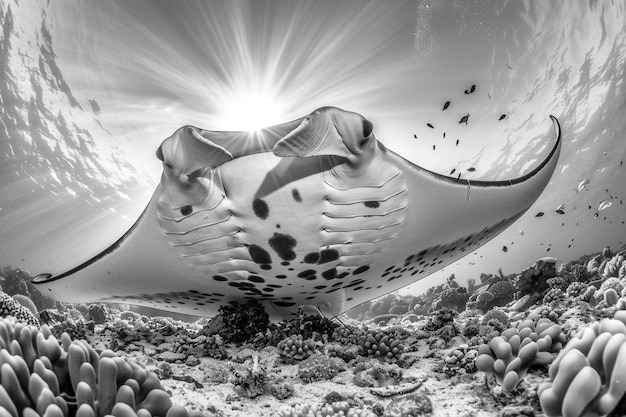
<box><xmin>598</xmin><ymin>200</ymin><xmax>612</xmax><ymax>211</ymax></box>
<box><xmin>449</xmin><ymin>168</ymin><xmax>456</xmax><ymax>175</ymax></box>
<box><xmin>427</xmin><ymin>123</ymin><xmax>434</xmax><ymax>129</ymax></box>
<box><xmin>535</xmin><ymin>212</ymin><xmax>545</xmax><ymax>217</ymax></box>
<box><xmin>498</xmin><ymin>114</ymin><xmax>506</xmax><ymax>121</ymax></box>
<box><xmin>443</xmin><ymin>101</ymin><xmax>450</xmax><ymax>110</ymax></box>
<box><xmin>456</xmin><ymin>173</ymin><xmax>461</xmax><ymax>181</ymax></box>
<box><xmin>413</xmin><ymin>134</ymin><xmax>417</xmax><ymax>139</ymax></box>
<box><xmin>459</xmin><ymin>114</ymin><xmax>470</xmax><ymax>124</ymax></box>
<box><xmin>488</xmin><ymin>93</ymin><xmax>492</xmax><ymax>99</ymax></box>
<box><xmin>502</xmin><ymin>246</ymin><xmax>508</xmax><ymax>253</ymax></box>
<box><xmin>433</xmin><ymin>144</ymin><xmax>436</xmax><ymax>150</ymax></box>
<box><xmin>456</xmin><ymin>139</ymin><xmax>460</xmax><ymax>146</ymax></box>
<box><xmin>576</xmin><ymin>179</ymin><xmax>590</xmax><ymax>193</ymax></box>
<box><xmin>470</xmin><ymin>84</ymin><xmax>476</xmax><ymax>93</ymax></box>
<box><xmin>518</xmin><ymin>230</ymin><xmax>525</xmax><ymax>236</ymax></box>
<box><xmin>556</xmin><ymin>204</ymin><xmax>566</xmax><ymax>211</ymax></box>
<box><xmin>506</xmin><ymin>64</ymin><xmax>513</xmax><ymax>70</ymax></box>
<box><xmin>556</xmin><ymin>209</ymin><xmax>565</xmax><ymax>215</ymax></box>
<box><xmin>443</xmin><ymin>132</ymin><xmax>446</xmax><ymax>139</ymax></box>
<box><xmin>467</xmin><ymin>167</ymin><xmax>476</xmax><ymax>172</ymax></box>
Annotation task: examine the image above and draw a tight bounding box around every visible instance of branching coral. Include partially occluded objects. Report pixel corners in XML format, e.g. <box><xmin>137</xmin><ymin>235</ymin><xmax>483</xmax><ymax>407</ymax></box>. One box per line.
<box><xmin>0</xmin><ymin>316</ymin><xmax>204</xmax><ymax>417</ymax></box>
<box><xmin>538</xmin><ymin>311</ymin><xmax>626</xmax><ymax>417</ymax></box>
<box><xmin>475</xmin><ymin>318</ymin><xmax>564</xmax><ymax>392</ymax></box>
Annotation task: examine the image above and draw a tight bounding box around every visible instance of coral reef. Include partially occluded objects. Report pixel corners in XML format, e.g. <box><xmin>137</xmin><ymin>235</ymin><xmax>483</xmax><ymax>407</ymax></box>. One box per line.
<box><xmin>538</xmin><ymin>311</ymin><xmax>626</xmax><ymax>417</ymax></box>
<box><xmin>0</xmin><ymin>316</ymin><xmax>203</xmax><ymax>417</ymax></box>
<box><xmin>298</xmin><ymin>354</ymin><xmax>347</xmax><ymax>383</ymax></box>
<box><xmin>475</xmin><ymin>318</ymin><xmax>565</xmax><ymax>392</ymax></box>
<box><xmin>0</xmin><ymin>290</ymin><xmax>39</xmax><ymax>326</ymax></box>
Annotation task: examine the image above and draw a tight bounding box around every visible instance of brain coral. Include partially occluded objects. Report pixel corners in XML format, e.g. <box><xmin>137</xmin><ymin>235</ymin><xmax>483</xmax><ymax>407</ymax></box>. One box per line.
<box><xmin>0</xmin><ymin>316</ymin><xmax>203</xmax><ymax>417</ymax></box>
<box><xmin>538</xmin><ymin>310</ymin><xmax>626</xmax><ymax>417</ymax></box>
<box><xmin>475</xmin><ymin>318</ymin><xmax>565</xmax><ymax>392</ymax></box>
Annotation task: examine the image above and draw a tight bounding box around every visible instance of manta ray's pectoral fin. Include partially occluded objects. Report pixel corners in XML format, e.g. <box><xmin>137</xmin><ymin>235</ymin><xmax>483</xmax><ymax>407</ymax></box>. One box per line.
<box><xmin>274</xmin><ymin>106</ymin><xmax>375</xmax><ymax>159</ymax></box>
<box><xmin>157</xmin><ymin>125</ymin><xmax>232</xmax><ymax>208</ymax></box>
<box><xmin>157</xmin><ymin>125</ymin><xmax>233</xmax><ymax>176</ymax></box>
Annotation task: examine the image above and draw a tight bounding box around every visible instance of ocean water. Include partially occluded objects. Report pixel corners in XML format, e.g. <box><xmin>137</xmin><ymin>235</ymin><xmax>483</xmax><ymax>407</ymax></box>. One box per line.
<box><xmin>0</xmin><ymin>0</ymin><xmax>625</xmax><ymax>303</ymax></box>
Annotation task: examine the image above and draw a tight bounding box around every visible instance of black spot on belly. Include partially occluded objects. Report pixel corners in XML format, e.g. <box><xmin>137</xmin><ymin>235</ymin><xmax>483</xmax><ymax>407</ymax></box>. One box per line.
<box><xmin>252</xmin><ymin>198</ymin><xmax>269</xmax><ymax>220</ymax></box>
<box><xmin>322</xmin><ymin>268</ymin><xmax>337</xmax><ymax>280</ymax></box>
<box><xmin>213</xmin><ymin>275</ymin><xmax>227</xmax><ymax>282</ymax></box>
<box><xmin>298</xmin><ymin>269</ymin><xmax>317</xmax><ymax>279</ymax></box>
<box><xmin>364</xmin><ymin>201</ymin><xmax>380</xmax><ymax>209</ymax></box>
<box><xmin>248</xmin><ymin>275</ymin><xmax>265</xmax><ymax>283</ymax></box>
<box><xmin>268</xmin><ymin>233</ymin><xmax>297</xmax><ymax>261</ymax></box>
<box><xmin>292</xmin><ymin>189</ymin><xmax>302</xmax><ymax>202</ymax></box>
<box><xmin>281</xmin><ymin>261</ymin><xmax>290</xmax><ymax>266</ymax></box>
<box><xmin>248</xmin><ymin>245</ymin><xmax>272</xmax><ymax>264</ymax></box>
<box><xmin>275</xmin><ymin>275</ymin><xmax>287</xmax><ymax>279</ymax></box>
<box><xmin>352</xmin><ymin>265</ymin><xmax>370</xmax><ymax>275</ymax></box>
<box><xmin>260</xmin><ymin>264</ymin><xmax>272</xmax><ymax>270</ymax></box>
<box><xmin>304</xmin><ymin>252</ymin><xmax>320</xmax><ymax>264</ymax></box>
<box><xmin>319</xmin><ymin>248</ymin><xmax>340</xmax><ymax>264</ymax></box>
<box><xmin>180</xmin><ymin>205</ymin><xmax>193</xmax><ymax>216</ymax></box>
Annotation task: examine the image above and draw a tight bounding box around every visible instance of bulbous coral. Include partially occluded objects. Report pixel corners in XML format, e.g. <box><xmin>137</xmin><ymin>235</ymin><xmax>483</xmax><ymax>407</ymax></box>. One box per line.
<box><xmin>475</xmin><ymin>318</ymin><xmax>565</xmax><ymax>392</ymax></box>
<box><xmin>358</xmin><ymin>330</ymin><xmax>404</xmax><ymax>363</ymax></box>
<box><xmin>277</xmin><ymin>334</ymin><xmax>322</xmax><ymax>361</ymax></box>
<box><xmin>0</xmin><ymin>316</ymin><xmax>204</xmax><ymax>417</ymax></box>
<box><xmin>538</xmin><ymin>311</ymin><xmax>626</xmax><ymax>417</ymax></box>
<box><xmin>442</xmin><ymin>344</ymin><xmax>478</xmax><ymax>376</ymax></box>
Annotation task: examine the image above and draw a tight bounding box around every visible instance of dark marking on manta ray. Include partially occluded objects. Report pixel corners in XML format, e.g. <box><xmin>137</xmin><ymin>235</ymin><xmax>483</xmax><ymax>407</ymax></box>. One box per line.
<box><xmin>364</xmin><ymin>201</ymin><xmax>380</xmax><ymax>208</ymax></box>
<box><xmin>303</xmin><ymin>252</ymin><xmax>320</xmax><ymax>264</ymax></box>
<box><xmin>322</xmin><ymin>268</ymin><xmax>337</xmax><ymax>280</ymax></box>
<box><xmin>291</xmin><ymin>188</ymin><xmax>302</xmax><ymax>203</ymax></box>
<box><xmin>213</xmin><ymin>275</ymin><xmax>227</xmax><ymax>282</ymax></box>
<box><xmin>248</xmin><ymin>244</ymin><xmax>272</xmax><ymax>264</ymax></box>
<box><xmin>248</xmin><ymin>275</ymin><xmax>265</xmax><ymax>283</ymax></box>
<box><xmin>252</xmin><ymin>198</ymin><xmax>269</xmax><ymax>220</ymax></box>
<box><xmin>298</xmin><ymin>269</ymin><xmax>316</xmax><ymax>279</ymax></box>
<box><xmin>467</xmin><ymin>167</ymin><xmax>476</xmax><ymax>172</ymax></box>
<box><xmin>352</xmin><ymin>265</ymin><xmax>370</xmax><ymax>275</ymax></box>
<box><xmin>260</xmin><ymin>264</ymin><xmax>272</xmax><ymax>270</ymax></box>
<box><xmin>319</xmin><ymin>248</ymin><xmax>340</xmax><ymax>264</ymax></box>
<box><xmin>180</xmin><ymin>205</ymin><xmax>192</xmax><ymax>216</ymax></box>
<box><xmin>268</xmin><ymin>233</ymin><xmax>297</xmax><ymax>261</ymax></box>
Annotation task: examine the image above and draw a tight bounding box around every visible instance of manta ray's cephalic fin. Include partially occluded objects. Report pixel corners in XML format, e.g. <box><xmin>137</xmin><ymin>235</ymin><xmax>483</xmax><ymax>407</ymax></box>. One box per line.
<box><xmin>157</xmin><ymin>125</ymin><xmax>233</xmax><ymax>176</ymax></box>
<box><xmin>273</xmin><ymin>107</ymin><xmax>353</xmax><ymax>159</ymax></box>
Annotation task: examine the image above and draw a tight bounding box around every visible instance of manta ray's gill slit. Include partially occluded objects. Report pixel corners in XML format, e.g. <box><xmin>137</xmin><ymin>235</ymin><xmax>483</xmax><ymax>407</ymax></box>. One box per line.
<box><xmin>324</xmin><ymin>188</ymin><xmax>408</xmax><ymax>206</ymax></box>
<box><xmin>156</xmin><ymin>195</ymin><xmax>226</xmax><ymax>212</ymax></box>
<box><xmin>322</xmin><ymin>222</ymin><xmax>403</xmax><ymax>233</ymax></box>
<box><xmin>323</xmin><ymin>171</ymin><xmax>403</xmax><ymax>191</ymax></box>
<box><xmin>156</xmin><ymin>202</ymin><xmax>229</xmax><ymax>222</ymax></box>
<box><xmin>322</xmin><ymin>206</ymin><xmax>406</xmax><ymax>219</ymax></box>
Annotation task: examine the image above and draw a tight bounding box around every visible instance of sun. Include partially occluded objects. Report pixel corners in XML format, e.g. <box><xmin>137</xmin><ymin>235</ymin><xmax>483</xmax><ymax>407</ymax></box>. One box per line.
<box><xmin>219</xmin><ymin>93</ymin><xmax>285</xmax><ymax>132</ymax></box>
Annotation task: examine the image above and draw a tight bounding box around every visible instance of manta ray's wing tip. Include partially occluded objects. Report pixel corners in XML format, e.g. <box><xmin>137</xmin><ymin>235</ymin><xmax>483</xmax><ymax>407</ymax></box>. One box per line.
<box><xmin>32</xmin><ymin>273</ymin><xmax>53</xmax><ymax>283</ymax></box>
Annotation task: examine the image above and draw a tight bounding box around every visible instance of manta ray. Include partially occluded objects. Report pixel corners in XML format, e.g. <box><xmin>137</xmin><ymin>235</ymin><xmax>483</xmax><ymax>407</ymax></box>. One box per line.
<box><xmin>33</xmin><ymin>107</ymin><xmax>561</xmax><ymax>319</ymax></box>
